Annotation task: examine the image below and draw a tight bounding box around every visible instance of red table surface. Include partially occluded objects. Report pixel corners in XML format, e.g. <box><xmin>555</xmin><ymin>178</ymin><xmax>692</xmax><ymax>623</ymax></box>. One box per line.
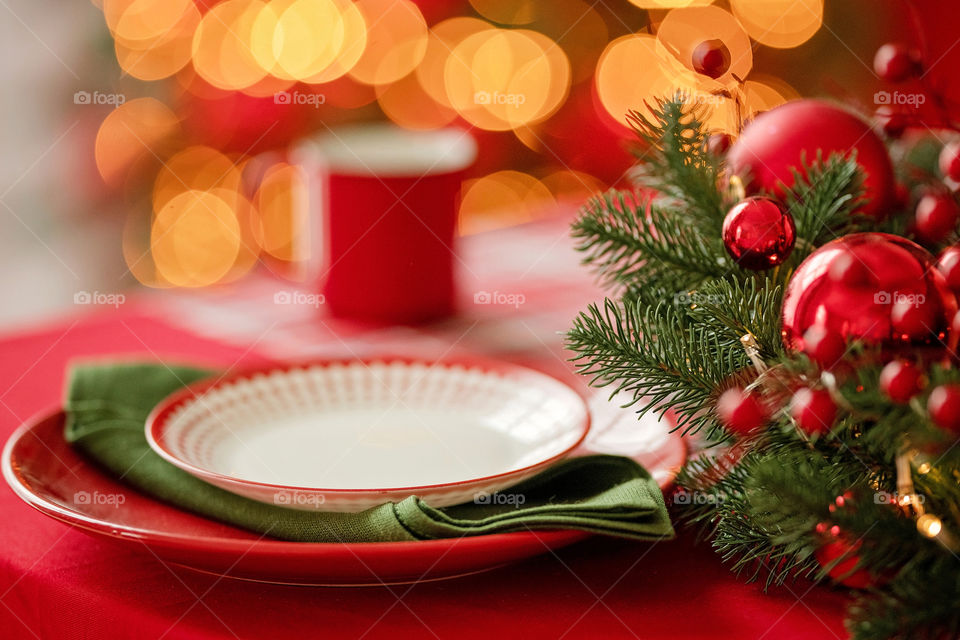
<box><xmin>0</xmin><ymin>309</ymin><xmax>850</xmax><ymax>640</ymax></box>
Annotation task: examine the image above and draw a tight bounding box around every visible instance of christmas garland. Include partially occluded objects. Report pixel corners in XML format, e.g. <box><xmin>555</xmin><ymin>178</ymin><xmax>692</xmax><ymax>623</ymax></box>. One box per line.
<box><xmin>567</xmin><ymin>95</ymin><xmax>960</xmax><ymax>639</ymax></box>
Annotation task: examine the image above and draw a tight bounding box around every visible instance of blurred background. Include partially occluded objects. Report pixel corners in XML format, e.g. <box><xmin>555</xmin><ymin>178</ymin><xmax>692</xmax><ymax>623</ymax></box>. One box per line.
<box><xmin>2</xmin><ymin>0</ymin><xmax>958</xmax><ymax>328</ymax></box>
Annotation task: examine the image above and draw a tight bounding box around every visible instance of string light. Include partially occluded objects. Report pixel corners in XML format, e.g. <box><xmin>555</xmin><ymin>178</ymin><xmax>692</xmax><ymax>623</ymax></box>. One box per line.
<box><xmin>918</xmin><ymin>514</ymin><xmax>943</xmax><ymax>538</ymax></box>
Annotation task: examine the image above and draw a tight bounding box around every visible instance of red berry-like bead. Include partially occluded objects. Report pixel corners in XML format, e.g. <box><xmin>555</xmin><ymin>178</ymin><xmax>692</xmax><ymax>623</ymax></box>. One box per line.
<box><xmin>873</xmin><ymin>43</ymin><xmax>921</xmax><ymax>83</ymax></box>
<box><xmin>692</xmin><ymin>39</ymin><xmax>731</xmax><ymax>79</ymax></box>
<box><xmin>891</xmin><ymin>297</ymin><xmax>937</xmax><ymax>339</ymax></box>
<box><xmin>915</xmin><ymin>193</ymin><xmax>960</xmax><ymax>243</ymax></box>
<box><xmin>940</xmin><ymin>142</ymin><xmax>960</xmax><ymax>182</ymax></box>
<box><xmin>879</xmin><ymin>360</ymin><xmax>924</xmax><ymax>403</ymax></box>
<box><xmin>937</xmin><ymin>245</ymin><xmax>960</xmax><ymax>293</ymax></box>
<box><xmin>707</xmin><ymin>133</ymin><xmax>732</xmax><ymax>156</ymax></box>
<box><xmin>875</xmin><ymin>105</ymin><xmax>908</xmax><ymax>138</ymax></box>
<box><xmin>802</xmin><ymin>326</ymin><xmax>847</xmax><ymax>368</ymax></box>
<box><xmin>790</xmin><ymin>388</ymin><xmax>837</xmax><ymax>435</ymax></box>
<box><xmin>815</xmin><ymin>539</ymin><xmax>873</xmax><ymax>589</ymax></box>
<box><xmin>716</xmin><ymin>388</ymin><xmax>768</xmax><ymax>435</ymax></box>
<box><xmin>928</xmin><ymin>384</ymin><xmax>960</xmax><ymax>433</ymax></box>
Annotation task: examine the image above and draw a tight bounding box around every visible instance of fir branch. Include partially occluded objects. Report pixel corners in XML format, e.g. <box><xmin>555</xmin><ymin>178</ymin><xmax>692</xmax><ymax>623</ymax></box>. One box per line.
<box><xmin>783</xmin><ymin>152</ymin><xmax>867</xmax><ymax>262</ymax></box>
<box><xmin>686</xmin><ymin>278</ymin><xmax>785</xmax><ymax>359</ymax></box>
<box><xmin>567</xmin><ymin>297</ymin><xmax>748</xmax><ymax>435</ymax></box>
<box><xmin>626</xmin><ymin>95</ymin><xmax>726</xmax><ymax>230</ymax></box>
<box><xmin>572</xmin><ymin>189</ymin><xmax>729</xmax><ymax>290</ymax></box>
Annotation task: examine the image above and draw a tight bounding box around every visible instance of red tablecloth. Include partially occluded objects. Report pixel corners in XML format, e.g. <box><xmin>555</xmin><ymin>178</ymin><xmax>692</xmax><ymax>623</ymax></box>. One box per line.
<box><xmin>0</xmin><ymin>217</ymin><xmax>850</xmax><ymax>639</ymax></box>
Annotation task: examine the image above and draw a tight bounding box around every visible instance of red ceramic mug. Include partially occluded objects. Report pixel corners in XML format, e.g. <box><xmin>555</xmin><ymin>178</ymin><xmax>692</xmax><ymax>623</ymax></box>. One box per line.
<box><xmin>299</xmin><ymin>125</ymin><xmax>477</xmax><ymax>323</ymax></box>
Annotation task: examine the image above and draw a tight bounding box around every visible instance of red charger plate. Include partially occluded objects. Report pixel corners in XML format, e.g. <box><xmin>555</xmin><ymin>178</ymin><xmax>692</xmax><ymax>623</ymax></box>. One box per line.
<box><xmin>3</xmin><ymin>410</ymin><xmax>685</xmax><ymax>586</ymax></box>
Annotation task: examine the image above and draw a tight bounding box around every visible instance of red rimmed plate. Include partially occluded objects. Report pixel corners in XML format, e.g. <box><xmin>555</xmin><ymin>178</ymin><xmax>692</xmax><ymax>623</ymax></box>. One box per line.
<box><xmin>146</xmin><ymin>358</ymin><xmax>591</xmax><ymax>512</ymax></box>
<box><xmin>4</xmin><ymin>407</ymin><xmax>684</xmax><ymax>586</ymax></box>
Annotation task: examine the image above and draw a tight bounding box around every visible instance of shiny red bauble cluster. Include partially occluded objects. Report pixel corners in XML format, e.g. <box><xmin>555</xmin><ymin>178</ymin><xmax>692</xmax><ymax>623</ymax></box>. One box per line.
<box><xmin>722</xmin><ymin>197</ymin><xmax>796</xmax><ymax>271</ymax></box>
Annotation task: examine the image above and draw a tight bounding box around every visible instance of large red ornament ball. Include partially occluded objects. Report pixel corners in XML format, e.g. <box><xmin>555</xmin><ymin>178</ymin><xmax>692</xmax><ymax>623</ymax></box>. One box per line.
<box><xmin>727</xmin><ymin>100</ymin><xmax>895</xmax><ymax>219</ymax></box>
<box><xmin>722</xmin><ymin>197</ymin><xmax>796</xmax><ymax>270</ymax></box>
<box><xmin>782</xmin><ymin>233</ymin><xmax>958</xmax><ymax>352</ymax></box>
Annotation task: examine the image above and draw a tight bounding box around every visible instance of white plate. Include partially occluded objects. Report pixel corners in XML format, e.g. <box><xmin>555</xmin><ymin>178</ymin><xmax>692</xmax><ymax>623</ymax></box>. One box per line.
<box><xmin>147</xmin><ymin>357</ymin><xmax>590</xmax><ymax>512</ymax></box>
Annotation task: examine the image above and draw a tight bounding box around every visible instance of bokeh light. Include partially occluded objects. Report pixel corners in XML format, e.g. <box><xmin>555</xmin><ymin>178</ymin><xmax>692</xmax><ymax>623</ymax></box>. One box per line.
<box><xmin>151</xmin><ymin>189</ymin><xmax>243</xmax><ymax>287</ymax></box>
<box><xmin>192</xmin><ymin>0</ymin><xmax>268</xmax><ymax>91</ymax></box>
<box><xmin>596</xmin><ymin>34</ymin><xmax>691</xmax><ymax>124</ymax></box>
<box><xmin>254</xmin><ymin>162</ymin><xmax>308</xmax><ymax>262</ymax></box>
<box><xmin>91</xmin><ymin>0</ymin><xmax>839</xmax><ymax>289</ymax></box>
<box><xmin>541</xmin><ymin>169</ymin><xmax>605</xmax><ymax>204</ymax></box>
<box><xmin>628</xmin><ymin>0</ymin><xmax>714</xmax><ymax>7</ymax></box>
<box><xmin>416</xmin><ymin>17</ymin><xmax>492</xmax><ymax>109</ymax></box>
<box><xmin>95</xmin><ymin>98</ymin><xmax>181</xmax><ymax>187</ymax></box>
<box><xmin>378</xmin><ymin>70</ymin><xmax>457</xmax><ymax>130</ymax></box>
<box><xmin>444</xmin><ymin>28</ymin><xmax>570</xmax><ymax>131</ymax></box>
<box><xmin>730</xmin><ymin>0</ymin><xmax>824</xmax><ymax>49</ymax></box>
<box><xmin>467</xmin><ymin>0</ymin><xmax>535</xmax><ymax>25</ymax></box>
<box><xmin>104</xmin><ymin>0</ymin><xmax>195</xmax><ymax>42</ymax></box>
<box><xmin>113</xmin><ymin>1</ymin><xmax>199</xmax><ymax>81</ymax></box>
<box><xmin>349</xmin><ymin>0</ymin><xmax>427</xmax><ymax>86</ymax></box>
<box><xmin>152</xmin><ymin>146</ymin><xmax>244</xmax><ymax>212</ymax></box>
<box><xmin>459</xmin><ymin>170</ymin><xmax>554</xmax><ymax>234</ymax></box>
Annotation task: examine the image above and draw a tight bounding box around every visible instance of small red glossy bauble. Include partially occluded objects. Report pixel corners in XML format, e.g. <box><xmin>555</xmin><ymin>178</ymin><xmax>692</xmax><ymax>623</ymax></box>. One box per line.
<box><xmin>722</xmin><ymin>197</ymin><xmax>796</xmax><ymax>270</ymax></box>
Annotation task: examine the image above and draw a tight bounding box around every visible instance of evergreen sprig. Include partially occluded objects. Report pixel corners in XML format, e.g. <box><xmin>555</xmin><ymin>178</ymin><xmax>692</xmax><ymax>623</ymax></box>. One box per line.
<box><xmin>568</xmin><ymin>95</ymin><xmax>960</xmax><ymax>639</ymax></box>
<box><xmin>626</xmin><ymin>95</ymin><xmax>726</xmax><ymax>231</ymax></box>
<box><xmin>782</xmin><ymin>152</ymin><xmax>866</xmax><ymax>262</ymax></box>
<box><xmin>568</xmin><ymin>297</ymin><xmax>747</xmax><ymax>435</ymax></box>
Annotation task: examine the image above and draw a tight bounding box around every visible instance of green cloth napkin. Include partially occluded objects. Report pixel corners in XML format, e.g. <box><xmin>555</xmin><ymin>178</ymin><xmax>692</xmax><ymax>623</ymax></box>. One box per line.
<box><xmin>64</xmin><ymin>363</ymin><xmax>674</xmax><ymax>543</ymax></box>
